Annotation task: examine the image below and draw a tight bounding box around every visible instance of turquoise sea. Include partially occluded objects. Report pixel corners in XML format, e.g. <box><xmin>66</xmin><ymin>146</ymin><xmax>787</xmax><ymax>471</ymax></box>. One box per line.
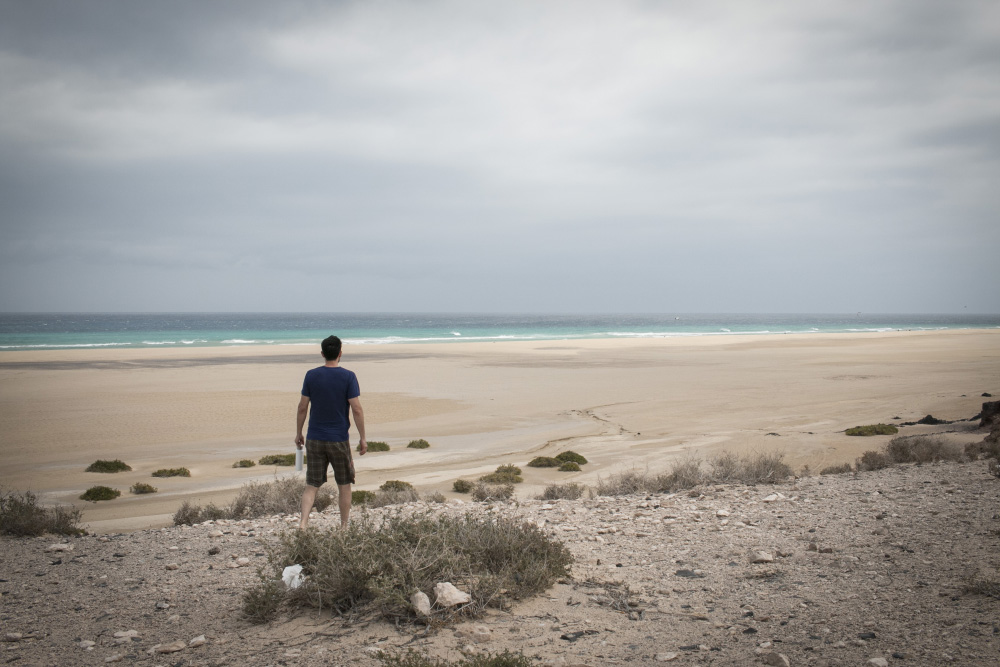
<box><xmin>0</xmin><ymin>313</ymin><xmax>998</xmax><ymax>351</ymax></box>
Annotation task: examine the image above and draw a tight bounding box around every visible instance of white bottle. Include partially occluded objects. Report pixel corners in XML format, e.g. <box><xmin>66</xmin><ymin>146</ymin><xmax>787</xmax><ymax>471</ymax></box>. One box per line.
<box><xmin>295</xmin><ymin>448</ymin><xmax>304</xmax><ymax>472</ymax></box>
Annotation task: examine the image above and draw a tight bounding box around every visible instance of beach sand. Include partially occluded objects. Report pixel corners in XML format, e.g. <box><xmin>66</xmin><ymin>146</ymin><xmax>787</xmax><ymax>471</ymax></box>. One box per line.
<box><xmin>1</xmin><ymin>329</ymin><xmax>997</xmax><ymax>532</ymax></box>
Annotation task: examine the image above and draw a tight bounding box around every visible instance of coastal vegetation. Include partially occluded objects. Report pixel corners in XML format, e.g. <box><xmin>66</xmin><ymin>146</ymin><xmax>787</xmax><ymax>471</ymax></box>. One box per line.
<box><xmin>452</xmin><ymin>479</ymin><xmax>473</xmax><ymax>493</ymax></box>
<box><xmin>130</xmin><ymin>482</ymin><xmax>157</xmax><ymax>494</ymax></box>
<box><xmin>233</xmin><ymin>459</ymin><xmax>257</xmax><ymax>468</ymax></box>
<box><xmin>407</xmin><ymin>439</ymin><xmax>431</xmax><ymax>449</ymax></box>
<box><xmin>0</xmin><ymin>489</ymin><xmax>83</xmax><ymax>536</ymax></box>
<box><xmin>173</xmin><ymin>478</ymin><xmax>335</xmax><ymax>525</ymax></box>
<box><xmin>537</xmin><ymin>483</ymin><xmax>587</xmax><ymax>500</ymax></box>
<box><xmin>152</xmin><ymin>467</ymin><xmax>191</xmax><ymax>477</ymax></box>
<box><xmin>596</xmin><ymin>451</ymin><xmax>792</xmax><ymax>496</ymax></box>
<box><xmin>85</xmin><ymin>459</ymin><xmax>131</xmax><ymax>473</ymax></box>
<box><xmin>259</xmin><ymin>454</ymin><xmax>295</xmax><ymax>466</ymax></box>
<box><xmin>80</xmin><ymin>486</ymin><xmax>120</xmax><ymax>502</ymax></box>
<box><xmin>845</xmin><ymin>423</ymin><xmax>898</xmax><ymax>436</ymax></box>
<box><xmin>558</xmin><ymin>461</ymin><xmax>581</xmax><ymax>472</ymax></box>
<box><xmin>471</xmin><ymin>483</ymin><xmax>514</xmax><ymax>502</ymax></box>
<box><xmin>242</xmin><ymin>511</ymin><xmax>572</xmax><ymax>623</ymax></box>
<box><xmin>365</xmin><ymin>441</ymin><xmax>391</xmax><ymax>452</ymax></box>
<box><xmin>479</xmin><ymin>464</ymin><xmax>522</xmax><ymax>484</ymax></box>
<box><xmin>554</xmin><ymin>451</ymin><xmax>587</xmax><ymax>465</ymax></box>
<box><xmin>352</xmin><ymin>490</ymin><xmax>376</xmax><ymax>505</ymax></box>
<box><xmin>526</xmin><ymin>456</ymin><xmax>560</xmax><ymax>468</ymax></box>
<box><xmin>376</xmin><ymin>650</ymin><xmax>534</xmax><ymax>667</ymax></box>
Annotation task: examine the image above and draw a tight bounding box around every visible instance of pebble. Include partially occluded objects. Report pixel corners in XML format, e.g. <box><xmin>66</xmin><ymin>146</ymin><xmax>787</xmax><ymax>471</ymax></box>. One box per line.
<box><xmin>104</xmin><ymin>654</ymin><xmax>123</xmax><ymax>663</ymax></box>
<box><xmin>189</xmin><ymin>635</ymin><xmax>207</xmax><ymax>647</ymax></box>
<box><xmin>79</xmin><ymin>640</ymin><xmax>96</xmax><ymax>650</ymax></box>
<box><xmin>153</xmin><ymin>639</ymin><xmax>187</xmax><ymax>653</ymax></box>
<box><xmin>868</xmin><ymin>659</ymin><xmax>888</xmax><ymax>667</ymax></box>
<box><xmin>655</xmin><ymin>652</ymin><xmax>679</xmax><ymax>661</ymax></box>
<box><xmin>45</xmin><ymin>543</ymin><xmax>73</xmax><ymax>552</ymax></box>
<box><xmin>208</xmin><ymin>530</ymin><xmax>224</xmax><ymax>538</ymax></box>
<box><xmin>165</xmin><ymin>563</ymin><xmax>179</xmax><ymax>571</ymax></box>
<box><xmin>762</xmin><ymin>653</ymin><xmax>790</xmax><ymax>667</ymax></box>
<box><xmin>751</xmin><ymin>551</ymin><xmax>775</xmax><ymax>564</ymax></box>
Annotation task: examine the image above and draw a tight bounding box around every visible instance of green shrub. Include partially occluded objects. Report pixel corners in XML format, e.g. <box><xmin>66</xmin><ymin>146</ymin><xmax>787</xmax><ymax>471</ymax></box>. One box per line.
<box><xmin>233</xmin><ymin>459</ymin><xmax>257</xmax><ymax>468</ymax></box>
<box><xmin>0</xmin><ymin>489</ymin><xmax>84</xmax><ymax>536</ymax></box>
<box><xmin>407</xmin><ymin>439</ymin><xmax>431</xmax><ymax>449</ymax></box>
<box><xmin>452</xmin><ymin>479</ymin><xmax>473</xmax><ymax>493</ymax></box>
<box><xmin>479</xmin><ymin>464</ymin><xmax>523</xmax><ymax>484</ymax></box>
<box><xmin>259</xmin><ymin>454</ymin><xmax>295</xmax><ymax>466</ymax></box>
<box><xmin>80</xmin><ymin>486</ymin><xmax>120</xmax><ymax>502</ymax></box>
<box><xmin>130</xmin><ymin>482</ymin><xmax>157</xmax><ymax>494</ymax></box>
<box><xmin>538</xmin><ymin>483</ymin><xmax>587</xmax><ymax>500</ymax></box>
<box><xmin>471</xmin><ymin>483</ymin><xmax>514</xmax><ymax>502</ymax></box>
<box><xmin>352</xmin><ymin>490</ymin><xmax>376</xmax><ymax>505</ymax></box>
<box><xmin>555</xmin><ymin>451</ymin><xmax>588</xmax><ymax>465</ymax></box>
<box><xmin>365</xmin><ymin>441</ymin><xmax>391</xmax><ymax>452</ymax></box>
<box><xmin>85</xmin><ymin>459</ymin><xmax>132</xmax><ymax>473</ymax></box>
<box><xmin>558</xmin><ymin>461</ymin><xmax>581</xmax><ymax>472</ymax></box>
<box><xmin>242</xmin><ymin>578</ymin><xmax>285</xmax><ymax>624</ymax></box>
<box><xmin>527</xmin><ymin>456</ymin><xmax>560</xmax><ymax>468</ymax></box>
<box><xmin>856</xmin><ymin>450</ymin><xmax>892</xmax><ymax>471</ymax></box>
<box><xmin>846</xmin><ymin>424</ymin><xmax>898</xmax><ymax>436</ymax></box>
<box><xmin>246</xmin><ymin>511</ymin><xmax>571</xmax><ymax>622</ymax></box>
<box><xmin>152</xmin><ymin>467</ymin><xmax>191</xmax><ymax>478</ymax></box>
<box><xmin>380</xmin><ymin>480</ymin><xmax>414</xmax><ymax>492</ymax></box>
<box><xmin>887</xmin><ymin>436</ymin><xmax>965</xmax><ymax>463</ymax></box>
<box><xmin>820</xmin><ymin>463</ymin><xmax>853</xmax><ymax>475</ymax></box>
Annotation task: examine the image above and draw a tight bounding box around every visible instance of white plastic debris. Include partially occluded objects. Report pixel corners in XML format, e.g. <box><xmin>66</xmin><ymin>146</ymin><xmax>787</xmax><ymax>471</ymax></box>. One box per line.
<box><xmin>282</xmin><ymin>564</ymin><xmax>304</xmax><ymax>589</ymax></box>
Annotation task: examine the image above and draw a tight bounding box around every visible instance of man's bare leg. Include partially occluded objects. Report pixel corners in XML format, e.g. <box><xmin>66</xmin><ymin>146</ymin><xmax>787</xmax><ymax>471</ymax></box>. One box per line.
<box><xmin>338</xmin><ymin>484</ymin><xmax>352</xmax><ymax>529</ymax></box>
<box><xmin>299</xmin><ymin>485</ymin><xmax>319</xmax><ymax>530</ymax></box>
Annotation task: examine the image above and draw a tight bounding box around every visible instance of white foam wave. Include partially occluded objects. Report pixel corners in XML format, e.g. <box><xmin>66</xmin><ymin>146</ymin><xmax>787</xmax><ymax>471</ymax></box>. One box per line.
<box><xmin>0</xmin><ymin>342</ymin><xmax>132</xmax><ymax>349</ymax></box>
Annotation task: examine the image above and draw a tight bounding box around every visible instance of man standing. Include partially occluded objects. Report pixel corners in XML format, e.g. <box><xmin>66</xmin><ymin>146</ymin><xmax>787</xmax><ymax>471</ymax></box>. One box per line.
<box><xmin>296</xmin><ymin>335</ymin><xmax>367</xmax><ymax>529</ymax></box>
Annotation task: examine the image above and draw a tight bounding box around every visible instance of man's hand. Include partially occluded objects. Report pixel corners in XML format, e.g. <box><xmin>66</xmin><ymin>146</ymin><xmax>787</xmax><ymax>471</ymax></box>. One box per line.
<box><xmin>295</xmin><ymin>434</ymin><xmax>304</xmax><ymax>449</ymax></box>
<box><xmin>358</xmin><ymin>438</ymin><xmax>368</xmax><ymax>456</ymax></box>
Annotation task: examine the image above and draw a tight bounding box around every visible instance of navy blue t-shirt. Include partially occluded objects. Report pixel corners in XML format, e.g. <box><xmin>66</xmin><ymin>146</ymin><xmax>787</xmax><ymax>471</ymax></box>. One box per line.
<box><xmin>302</xmin><ymin>366</ymin><xmax>360</xmax><ymax>442</ymax></box>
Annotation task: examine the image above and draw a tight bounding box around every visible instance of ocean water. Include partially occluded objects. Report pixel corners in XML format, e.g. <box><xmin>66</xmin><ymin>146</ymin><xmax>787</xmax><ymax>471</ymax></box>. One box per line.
<box><xmin>0</xmin><ymin>313</ymin><xmax>998</xmax><ymax>351</ymax></box>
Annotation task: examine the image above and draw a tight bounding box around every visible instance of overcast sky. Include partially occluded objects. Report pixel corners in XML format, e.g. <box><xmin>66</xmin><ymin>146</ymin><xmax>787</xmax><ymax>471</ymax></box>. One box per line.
<box><xmin>1</xmin><ymin>1</ymin><xmax>997</xmax><ymax>313</ymax></box>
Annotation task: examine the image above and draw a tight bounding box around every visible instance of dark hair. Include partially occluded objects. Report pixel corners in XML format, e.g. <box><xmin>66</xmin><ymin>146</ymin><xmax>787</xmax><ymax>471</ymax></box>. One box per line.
<box><xmin>321</xmin><ymin>335</ymin><xmax>342</xmax><ymax>361</ymax></box>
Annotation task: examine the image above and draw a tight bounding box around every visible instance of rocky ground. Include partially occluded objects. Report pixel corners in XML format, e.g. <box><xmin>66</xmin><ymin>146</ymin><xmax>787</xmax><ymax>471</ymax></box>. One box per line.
<box><xmin>2</xmin><ymin>459</ymin><xmax>999</xmax><ymax>667</ymax></box>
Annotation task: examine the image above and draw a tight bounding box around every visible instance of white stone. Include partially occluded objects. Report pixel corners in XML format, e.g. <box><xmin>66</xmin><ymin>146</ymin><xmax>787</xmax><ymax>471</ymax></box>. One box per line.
<box><xmin>470</xmin><ymin>625</ymin><xmax>491</xmax><ymax>643</ymax></box>
<box><xmin>208</xmin><ymin>530</ymin><xmax>224</xmax><ymax>538</ymax></box>
<box><xmin>762</xmin><ymin>653</ymin><xmax>790</xmax><ymax>667</ymax></box>
<box><xmin>46</xmin><ymin>543</ymin><xmax>73</xmax><ymax>552</ymax></box>
<box><xmin>751</xmin><ymin>551</ymin><xmax>775</xmax><ymax>563</ymax></box>
<box><xmin>655</xmin><ymin>652</ymin><xmax>679</xmax><ymax>661</ymax></box>
<box><xmin>411</xmin><ymin>591</ymin><xmax>432</xmax><ymax>616</ymax></box>
<box><xmin>235</xmin><ymin>557</ymin><xmax>251</xmax><ymax>567</ymax></box>
<box><xmin>433</xmin><ymin>582</ymin><xmax>471</xmax><ymax>607</ymax></box>
<box><xmin>716</xmin><ymin>509</ymin><xmax>730</xmax><ymax>517</ymax></box>
<box><xmin>153</xmin><ymin>640</ymin><xmax>187</xmax><ymax>653</ymax></box>
<box><xmin>165</xmin><ymin>563</ymin><xmax>179</xmax><ymax>571</ymax></box>
<box><xmin>189</xmin><ymin>635</ymin><xmax>207</xmax><ymax>647</ymax></box>
<box><xmin>104</xmin><ymin>654</ymin><xmax>123</xmax><ymax>663</ymax></box>
<box><xmin>79</xmin><ymin>640</ymin><xmax>96</xmax><ymax>650</ymax></box>
<box><xmin>868</xmin><ymin>659</ymin><xmax>889</xmax><ymax>667</ymax></box>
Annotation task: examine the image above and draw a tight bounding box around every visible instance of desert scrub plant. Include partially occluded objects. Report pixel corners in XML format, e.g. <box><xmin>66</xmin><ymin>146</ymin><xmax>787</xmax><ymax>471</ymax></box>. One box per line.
<box><xmin>819</xmin><ymin>463</ymin><xmax>853</xmax><ymax>475</ymax></box>
<box><xmin>989</xmin><ymin>459</ymin><xmax>1000</xmax><ymax>479</ymax></box>
<box><xmin>558</xmin><ymin>461</ymin><xmax>581</xmax><ymax>472</ymax></box>
<box><xmin>471</xmin><ymin>483</ymin><xmax>514</xmax><ymax>502</ymax></box>
<box><xmin>242</xmin><ymin>577</ymin><xmax>286</xmax><ymax>624</ymax></box>
<box><xmin>365</xmin><ymin>441</ymin><xmax>391</xmax><ymax>452</ymax></box>
<box><xmin>855</xmin><ymin>450</ymin><xmax>892</xmax><ymax>471</ymax></box>
<box><xmin>537</xmin><ymin>483</ymin><xmax>587</xmax><ymax>500</ymax></box>
<box><xmin>152</xmin><ymin>467</ymin><xmax>190</xmax><ymax>477</ymax></box>
<box><xmin>452</xmin><ymin>479</ymin><xmax>473</xmax><ymax>493</ymax></box>
<box><xmin>423</xmin><ymin>492</ymin><xmax>447</xmax><ymax>504</ymax></box>
<box><xmin>886</xmin><ymin>435</ymin><xmax>965</xmax><ymax>463</ymax></box>
<box><xmin>130</xmin><ymin>482</ymin><xmax>157</xmax><ymax>494</ymax></box>
<box><xmin>352</xmin><ymin>490</ymin><xmax>376</xmax><ymax>505</ymax></box>
<box><xmin>247</xmin><ymin>510</ymin><xmax>571</xmax><ymax>622</ymax></box>
<box><xmin>380</xmin><ymin>480</ymin><xmax>414</xmax><ymax>492</ymax></box>
<box><xmin>233</xmin><ymin>459</ymin><xmax>257</xmax><ymax>468</ymax></box>
<box><xmin>0</xmin><ymin>489</ymin><xmax>83</xmax><ymax>536</ymax></box>
<box><xmin>376</xmin><ymin>649</ymin><xmax>535</xmax><ymax>667</ymax></box>
<box><xmin>555</xmin><ymin>451</ymin><xmax>588</xmax><ymax>465</ymax></box>
<box><xmin>80</xmin><ymin>486</ymin><xmax>120</xmax><ymax>502</ymax></box>
<box><xmin>172</xmin><ymin>478</ymin><xmax>334</xmax><ymax>525</ymax></box>
<box><xmin>595</xmin><ymin>470</ymin><xmax>659</xmax><ymax>496</ymax></box>
<box><xmin>85</xmin><ymin>459</ymin><xmax>131</xmax><ymax>473</ymax></box>
<box><xmin>845</xmin><ymin>424</ymin><xmax>898</xmax><ymax>436</ymax></box>
<box><xmin>527</xmin><ymin>456</ymin><xmax>560</xmax><ymax>468</ymax></box>
<box><xmin>407</xmin><ymin>439</ymin><xmax>431</xmax><ymax>449</ymax></box>
<box><xmin>370</xmin><ymin>487</ymin><xmax>421</xmax><ymax>507</ymax></box>
<box><xmin>709</xmin><ymin>451</ymin><xmax>793</xmax><ymax>485</ymax></box>
<box><xmin>259</xmin><ymin>454</ymin><xmax>295</xmax><ymax>466</ymax></box>
<box><xmin>479</xmin><ymin>464</ymin><xmax>523</xmax><ymax>484</ymax></box>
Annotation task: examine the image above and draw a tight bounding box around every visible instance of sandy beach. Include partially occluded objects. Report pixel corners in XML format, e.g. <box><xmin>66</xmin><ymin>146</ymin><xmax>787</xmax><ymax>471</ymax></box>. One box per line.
<box><xmin>1</xmin><ymin>329</ymin><xmax>998</xmax><ymax>532</ymax></box>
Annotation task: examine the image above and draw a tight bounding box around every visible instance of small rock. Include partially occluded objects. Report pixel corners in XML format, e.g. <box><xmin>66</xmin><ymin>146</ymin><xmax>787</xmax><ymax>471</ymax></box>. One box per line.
<box><xmin>79</xmin><ymin>640</ymin><xmax>96</xmax><ymax>650</ymax></box>
<box><xmin>208</xmin><ymin>530</ymin><xmax>224</xmax><ymax>538</ymax></box>
<box><xmin>165</xmin><ymin>563</ymin><xmax>179</xmax><ymax>571</ymax></box>
<box><xmin>155</xmin><ymin>601</ymin><xmax>170</xmax><ymax>610</ymax></box>
<box><xmin>819</xmin><ymin>546</ymin><xmax>834</xmax><ymax>554</ymax></box>
<box><xmin>868</xmin><ymin>659</ymin><xmax>888</xmax><ymax>667</ymax></box>
<box><xmin>433</xmin><ymin>582</ymin><xmax>471</xmax><ymax>607</ymax></box>
<box><xmin>751</xmin><ymin>552</ymin><xmax>774</xmax><ymax>564</ymax></box>
<box><xmin>716</xmin><ymin>510</ymin><xmax>730</xmax><ymax>517</ymax></box>
<box><xmin>411</xmin><ymin>591</ymin><xmax>432</xmax><ymax>616</ymax></box>
<box><xmin>236</xmin><ymin>557</ymin><xmax>251</xmax><ymax>567</ymax></box>
<box><xmin>208</xmin><ymin>546</ymin><xmax>221</xmax><ymax>555</ymax></box>
<box><xmin>470</xmin><ymin>625</ymin><xmax>491</xmax><ymax>643</ymax></box>
<box><xmin>154</xmin><ymin>640</ymin><xmax>187</xmax><ymax>653</ymax></box>
<box><xmin>189</xmin><ymin>635</ymin><xmax>207</xmax><ymax>647</ymax></box>
<box><xmin>284</xmin><ymin>648</ymin><xmax>302</xmax><ymax>658</ymax></box>
<box><xmin>104</xmin><ymin>654</ymin><xmax>124</xmax><ymax>663</ymax></box>
<box><xmin>807</xmin><ymin>542</ymin><xmax>818</xmax><ymax>552</ymax></box>
<box><xmin>113</xmin><ymin>630</ymin><xmax>138</xmax><ymax>644</ymax></box>
<box><xmin>167</xmin><ymin>615</ymin><xmax>181</xmax><ymax>623</ymax></box>
<box><xmin>655</xmin><ymin>653</ymin><xmax>679</xmax><ymax>662</ymax></box>
<box><xmin>762</xmin><ymin>653</ymin><xmax>790</xmax><ymax>667</ymax></box>
<box><xmin>46</xmin><ymin>543</ymin><xmax>73</xmax><ymax>552</ymax></box>
<box><xmin>4</xmin><ymin>633</ymin><xmax>23</xmax><ymax>642</ymax></box>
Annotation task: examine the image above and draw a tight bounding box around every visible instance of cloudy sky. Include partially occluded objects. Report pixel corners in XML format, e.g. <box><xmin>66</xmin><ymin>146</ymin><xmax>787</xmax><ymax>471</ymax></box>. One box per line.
<box><xmin>1</xmin><ymin>0</ymin><xmax>998</xmax><ymax>313</ymax></box>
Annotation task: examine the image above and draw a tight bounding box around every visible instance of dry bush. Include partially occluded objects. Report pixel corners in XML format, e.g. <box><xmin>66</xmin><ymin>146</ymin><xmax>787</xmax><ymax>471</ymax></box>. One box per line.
<box><xmin>989</xmin><ymin>459</ymin><xmax>1000</xmax><ymax>479</ymax></box>
<box><xmin>471</xmin><ymin>483</ymin><xmax>514</xmax><ymax>502</ymax></box>
<box><xmin>709</xmin><ymin>451</ymin><xmax>791</xmax><ymax>485</ymax></box>
<box><xmin>595</xmin><ymin>470</ymin><xmax>658</xmax><ymax>496</ymax></box>
<box><xmin>380</xmin><ymin>480</ymin><xmax>414</xmax><ymax>492</ymax></box>
<box><xmin>0</xmin><ymin>489</ymin><xmax>83</xmax><ymax>537</ymax></box>
<box><xmin>370</xmin><ymin>487</ymin><xmax>421</xmax><ymax>508</ymax></box>
<box><xmin>537</xmin><ymin>483</ymin><xmax>588</xmax><ymax>501</ymax></box>
<box><xmin>245</xmin><ymin>511</ymin><xmax>572</xmax><ymax>623</ymax></box>
<box><xmin>130</xmin><ymin>482</ymin><xmax>157</xmax><ymax>494</ymax></box>
<box><xmin>173</xmin><ymin>477</ymin><xmax>333</xmax><ymax>525</ymax></box>
<box><xmin>558</xmin><ymin>461</ymin><xmax>581</xmax><ymax>472</ymax></box>
<box><xmin>887</xmin><ymin>435</ymin><xmax>966</xmax><ymax>463</ymax></box>
<box><xmin>820</xmin><ymin>463</ymin><xmax>853</xmax><ymax>475</ymax></box>
<box><xmin>479</xmin><ymin>465</ymin><xmax>523</xmax><ymax>484</ymax></box>
<box><xmin>656</xmin><ymin>457</ymin><xmax>706</xmax><ymax>492</ymax></box>
<box><xmin>966</xmin><ymin>436</ymin><xmax>1000</xmax><ymax>460</ymax></box>
<box><xmin>856</xmin><ymin>450</ymin><xmax>892</xmax><ymax>471</ymax></box>
<box><xmin>423</xmin><ymin>492</ymin><xmax>447</xmax><ymax>504</ymax></box>
<box><xmin>452</xmin><ymin>479</ymin><xmax>473</xmax><ymax>493</ymax></box>
<box><xmin>376</xmin><ymin>649</ymin><xmax>534</xmax><ymax>667</ymax></box>
<box><xmin>352</xmin><ymin>490</ymin><xmax>376</xmax><ymax>505</ymax></box>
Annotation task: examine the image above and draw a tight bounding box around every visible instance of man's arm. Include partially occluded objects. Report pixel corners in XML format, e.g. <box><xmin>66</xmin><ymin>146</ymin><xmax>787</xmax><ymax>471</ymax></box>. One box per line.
<box><xmin>295</xmin><ymin>395</ymin><xmax>310</xmax><ymax>447</ymax></box>
<box><xmin>349</xmin><ymin>396</ymin><xmax>367</xmax><ymax>455</ymax></box>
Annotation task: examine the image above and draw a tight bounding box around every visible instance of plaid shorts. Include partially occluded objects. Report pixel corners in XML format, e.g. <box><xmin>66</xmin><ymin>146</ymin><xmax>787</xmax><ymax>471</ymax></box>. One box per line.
<box><xmin>305</xmin><ymin>439</ymin><xmax>355</xmax><ymax>487</ymax></box>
